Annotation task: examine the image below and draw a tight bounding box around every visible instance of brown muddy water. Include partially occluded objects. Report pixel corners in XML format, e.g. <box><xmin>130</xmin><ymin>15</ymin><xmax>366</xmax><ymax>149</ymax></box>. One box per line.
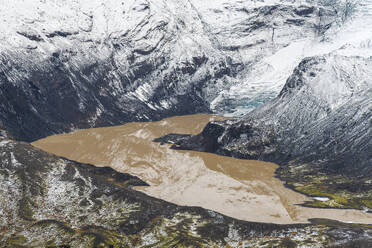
<box><xmin>32</xmin><ymin>114</ymin><xmax>372</xmax><ymax>224</ymax></box>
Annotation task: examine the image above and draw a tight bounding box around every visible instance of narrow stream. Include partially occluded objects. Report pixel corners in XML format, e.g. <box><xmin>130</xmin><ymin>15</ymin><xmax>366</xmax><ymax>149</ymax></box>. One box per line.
<box><xmin>32</xmin><ymin>114</ymin><xmax>372</xmax><ymax>224</ymax></box>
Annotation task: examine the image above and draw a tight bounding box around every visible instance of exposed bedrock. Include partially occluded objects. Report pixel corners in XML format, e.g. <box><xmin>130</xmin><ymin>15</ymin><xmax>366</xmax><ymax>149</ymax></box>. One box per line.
<box><xmin>0</xmin><ymin>0</ymin><xmax>348</xmax><ymax>141</ymax></box>
<box><xmin>166</xmin><ymin>54</ymin><xmax>372</xmax><ymax>209</ymax></box>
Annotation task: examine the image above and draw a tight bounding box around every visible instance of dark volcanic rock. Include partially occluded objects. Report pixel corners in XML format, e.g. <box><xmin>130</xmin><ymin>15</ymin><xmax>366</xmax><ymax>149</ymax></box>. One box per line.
<box><xmin>170</xmin><ymin>122</ymin><xmax>227</xmax><ymax>153</ymax></box>
<box><xmin>163</xmin><ymin>119</ymin><xmax>279</xmax><ymax>161</ymax></box>
<box><xmin>153</xmin><ymin>133</ymin><xmax>192</xmax><ymax>145</ymax></box>
<box><xmin>0</xmin><ymin>0</ymin><xmax>342</xmax><ymax>142</ymax></box>
<box><xmin>174</xmin><ymin>54</ymin><xmax>372</xmax><ymax>168</ymax></box>
<box><xmin>0</xmin><ymin>0</ymin><xmax>370</xmax><ymax>246</ymax></box>
<box><xmin>1</xmin><ymin>136</ymin><xmax>372</xmax><ymax>247</ymax></box>
<box><xmin>171</xmin><ymin>54</ymin><xmax>372</xmax><ymax>209</ymax></box>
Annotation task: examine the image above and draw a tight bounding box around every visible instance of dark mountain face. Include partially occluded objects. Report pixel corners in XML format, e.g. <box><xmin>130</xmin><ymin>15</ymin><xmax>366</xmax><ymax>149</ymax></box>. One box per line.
<box><xmin>0</xmin><ymin>0</ymin><xmax>343</xmax><ymax>142</ymax></box>
<box><xmin>0</xmin><ymin>0</ymin><xmax>372</xmax><ymax>246</ymax></box>
<box><xmin>0</xmin><ymin>50</ymin><xmax>211</xmax><ymax>142</ymax></box>
<box><xmin>166</xmin><ymin>54</ymin><xmax>372</xmax><ymax>209</ymax></box>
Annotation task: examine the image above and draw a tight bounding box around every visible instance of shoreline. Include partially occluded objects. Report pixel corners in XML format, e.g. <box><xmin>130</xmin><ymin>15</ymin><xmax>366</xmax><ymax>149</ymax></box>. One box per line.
<box><xmin>32</xmin><ymin>114</ymin><xmax>372</xmax><ymax>225</ymax></box>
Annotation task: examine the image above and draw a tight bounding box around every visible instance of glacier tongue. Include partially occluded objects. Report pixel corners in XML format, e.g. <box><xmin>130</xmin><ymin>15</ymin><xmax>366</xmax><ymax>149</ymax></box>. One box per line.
<box><xmin>199</xmin><ymin>0</ymin><xmax>372</xmax><ymax>116</ymax></box>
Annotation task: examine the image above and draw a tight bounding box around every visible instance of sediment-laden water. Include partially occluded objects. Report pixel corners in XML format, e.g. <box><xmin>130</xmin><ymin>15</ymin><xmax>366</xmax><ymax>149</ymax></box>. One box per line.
<box><xmin>32</xmin><ymin>114</ymin><xmax>372</xmax><ymax>224</ymax></box>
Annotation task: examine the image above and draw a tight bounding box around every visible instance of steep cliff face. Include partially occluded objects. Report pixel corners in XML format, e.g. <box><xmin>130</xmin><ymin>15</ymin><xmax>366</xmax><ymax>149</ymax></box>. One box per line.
<box><xmin>156</xmin><ymin>1</ymin><xmax>372</xmax><ymax>210</ymax></box>
<box><xmin>1</xmin><ymin>0</ymin><xmax>372</xmax><ymax>245</ymax></box>
<box><xmin>253</xmin><ymin>54</ymin><xmax>372</xmax><ymax>172</ymax></box>
<box><xmin>0</xmin><ymin>0</ymin><xmax>344</xmax><ymax>141</ymax></box>
<box><xmin>168</xmin><ymin>53</ymin><xmax>372</xmax><ymax>209</ymax></box>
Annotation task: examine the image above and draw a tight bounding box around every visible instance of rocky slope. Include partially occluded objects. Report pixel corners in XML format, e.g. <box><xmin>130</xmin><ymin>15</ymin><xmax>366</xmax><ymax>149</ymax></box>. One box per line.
<box><xmin>2</xmin><ymin>134</ymin><xmax>372</xmax><ymax>247</ymax></box>
<box><xmin>0</xmin><ymin>0</ymin><xmax>352</xmax><ymax>141</ymax></box>
<box><xmin>166</xmin><ymin>52</ymin><xmax>372</xmax><ymax>210</ymax></box>
<box><xmin>1</xmin><ymin>0</ymin><xmax>372</xmax><ymax>246</ymax></box>
<box><xmin>162</xmin><ymin>0</ymin><xmax>372</xmax><ymax>210</ymax></box>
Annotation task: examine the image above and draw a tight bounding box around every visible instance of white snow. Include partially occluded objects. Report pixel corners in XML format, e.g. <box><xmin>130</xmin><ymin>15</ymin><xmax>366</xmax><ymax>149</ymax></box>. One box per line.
<box><xmin>0</xmin><ymin>140</ymin><xmax>9</xmax><ymax>147</ymax></box>
<box><xmin>0</xmin><ymin>0</ymin><xmax>370</xmax><ymax>117</ymax></box>
<box><xmin>10</xmin><ymin>152</ymin><xmax>21</xmax><ymax>168</ymax></box>
<box><xmin>313</xmin><ymin>196</ymin><xmax>331</xmax><ymax>202</ymax></box>
<box><xmin>203</xmin><ymin>0</ymin><xmax>372</xmax><ymax>115</ymax></box>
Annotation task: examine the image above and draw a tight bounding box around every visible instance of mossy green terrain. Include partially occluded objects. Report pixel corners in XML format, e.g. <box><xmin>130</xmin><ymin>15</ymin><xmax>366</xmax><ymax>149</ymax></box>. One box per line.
<box><xmin>1</xmin><ymin>134</ymin><xmax>372</xmax><ymax>247</ymax></box>
<box><xmin>278</xmin><ymin>163</ymin><xmax>372</xmax><ymax>210</ymax></box>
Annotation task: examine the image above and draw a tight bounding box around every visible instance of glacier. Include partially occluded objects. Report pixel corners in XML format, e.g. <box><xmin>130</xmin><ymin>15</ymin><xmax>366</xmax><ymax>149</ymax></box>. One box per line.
<box><xmin>0</xmin><ymin>0</ymin><xmax>369</xmax><ymax>141</ymax></box>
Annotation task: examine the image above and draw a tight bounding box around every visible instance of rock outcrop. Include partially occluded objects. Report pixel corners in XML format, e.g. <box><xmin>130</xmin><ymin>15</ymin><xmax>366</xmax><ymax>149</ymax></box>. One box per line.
<box><xmin>0</xmin><ymin>0</ymin><xmax>348</xmax><ymax>141</ymax></box>
<box><xmin>166</xmin><ymin>53</ymin><xmax>372</xmax><ymax>209</ymax></box>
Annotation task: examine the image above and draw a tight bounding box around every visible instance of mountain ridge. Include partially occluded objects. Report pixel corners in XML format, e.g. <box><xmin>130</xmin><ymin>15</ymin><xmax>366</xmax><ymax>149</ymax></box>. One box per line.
<box><xmin>164</xmin><ymin>52</ymin><xmax>372</xmax><ymax>209</ymax></box>
<box><xmin>0</xmin><ymin>0</ymin><xmax>356</xmax><ymax>141</ymax></box>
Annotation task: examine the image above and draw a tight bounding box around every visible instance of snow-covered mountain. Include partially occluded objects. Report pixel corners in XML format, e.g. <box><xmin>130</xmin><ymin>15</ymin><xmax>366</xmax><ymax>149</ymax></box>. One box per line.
<box><xmin>165</xmin><ymin>21</ymin><xmax>372</xmax><ymax>210</ymax></box>
<box><xmin>1</xmin><ymin>0</ymin><xmax>372</xmax><ymax>204</ymax></box>
<box><xmin>1</xmin><ymin>0</ymin><xmax>372</xmax><ymax>246</ymax></box>
<box><xmin>163</xmin><ymin>51</ymin><xmax>372</xmax><ymax>210</ymax></box>
<box><xmin>0</xmin><ymin>0</ymin><xmax>364</xmax><ymax>141</ymax></box>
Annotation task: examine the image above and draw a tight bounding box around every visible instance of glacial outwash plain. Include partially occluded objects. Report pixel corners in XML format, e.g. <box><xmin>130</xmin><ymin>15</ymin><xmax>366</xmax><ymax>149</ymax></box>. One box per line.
<box><xmin>1</xmin><ymin>0</ymin><xmax>372</xmax><ymax>247</ymax></box>
<box><xmin>33</xmin><ymin>114</ymin><xmax>372</xmax><ymax>225</ymax></box>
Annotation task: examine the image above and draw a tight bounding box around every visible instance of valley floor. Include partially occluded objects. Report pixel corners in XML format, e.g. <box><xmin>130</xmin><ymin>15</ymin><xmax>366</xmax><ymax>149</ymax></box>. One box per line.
<box><xmin>32</xmin><ymin>114</ymin><xmax>372</xmax><ymax>225</ymax></box>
